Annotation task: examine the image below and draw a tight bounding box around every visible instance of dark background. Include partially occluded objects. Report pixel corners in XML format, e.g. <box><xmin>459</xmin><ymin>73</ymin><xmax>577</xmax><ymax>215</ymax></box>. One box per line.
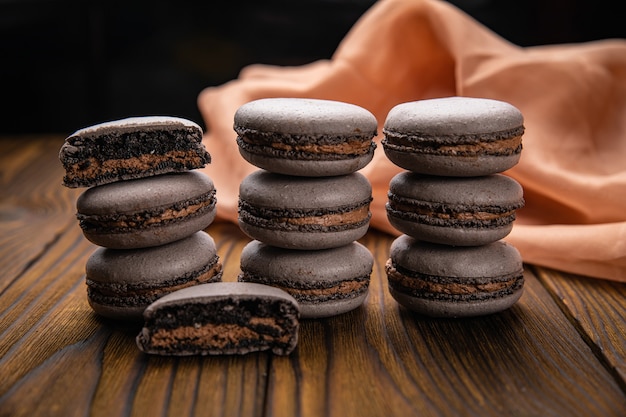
<box><xmin>1</xmin><ymin>0</ymin><xmax>624</xmax><ymax>135</ymax></box>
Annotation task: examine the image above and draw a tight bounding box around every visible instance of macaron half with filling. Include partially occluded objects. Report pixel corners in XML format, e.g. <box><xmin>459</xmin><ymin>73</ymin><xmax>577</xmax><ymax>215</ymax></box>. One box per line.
<box><xmin>382</xmin><ymin>97</ymin><xmax>524</xmax><ymax>176</ymax></box>
<box><xmin>234</xmin><ymin>98</ymin><xmax>377</xmax><ymax>176</ymax></box>
<box><xmin>386</xmin><ymin>172</ymin><xmax>524</xmax><ymax>246</ymax></box>
<box><xmin>76</xmin><ymin>171</ymin><xmax>217</xmax><ymax>249</ymax></box>
<box><xmin>136</xmin><ymin>282</ymin><xmax>300</xmax><ymax>356</ymax></box>
<box><xmin>386</xmin><ymin>235</ymin><xmax>524</xmax><ymax>317</ymax></box>
<box><xmin>238</xmin><ymin>240</ymin><xmax>373</xmax><ymax>318</ymax></box>
<box><xmin>86</xmin><ymin>231</ymin><xmax>223</xmax><ymax>320</ymax></box>
<box><xmin>238</xmin><ymin>170</ymin><xmax>372</xmax><ymax>250</ymax></box>
<box><xmin>60</xmin><ymin>116</ymin><xmax>211</xmax><ymax>188</ymax></box>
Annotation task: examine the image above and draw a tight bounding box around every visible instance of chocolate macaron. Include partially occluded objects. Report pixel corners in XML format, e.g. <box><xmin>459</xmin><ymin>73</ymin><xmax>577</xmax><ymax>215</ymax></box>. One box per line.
<box><xmin>386</xmin><ymin>172</ymin><xmax>524</xmax><ymax>246</ymax></box>
<box><xmin>86</xmin><ymin>231</ymin><xmax>222</xmax><ymax>320</ymax></box>
<box><xmin>238</xmin><ymin>170</ymin><xmax>372</xmax><ymax>250</ymax></box>
<box><xmin>239</xmin><ymin>240</ymin><xmax>373</xmax><ymax>318</ymax></box>
<box><xmin>386</xmin><ymin>235</ymin><xmax>524</xmax><ymax>317</ymax></box>
<box><xmin>136</xmin><ymin>282</ymin><xmax>300</xmax><ymax>356</ymax></box>
<box><xmin>60</xmin><ymin>116</ymin><xmax>211</xmax><ymax>188</ymax></box>
<box><xmin>382</xmin><ymin>97</ymin><xmax>524</xmax><ymax>176</ymax></box>
<box><xmin>76</xmin><ymin>171</ymin><xmax>217</xmax><ymax>249</ymax></box>
<box><xmin>234</xmin><ymin>98</ymin><xmax>377</xmax><ymax>176</ymax></box>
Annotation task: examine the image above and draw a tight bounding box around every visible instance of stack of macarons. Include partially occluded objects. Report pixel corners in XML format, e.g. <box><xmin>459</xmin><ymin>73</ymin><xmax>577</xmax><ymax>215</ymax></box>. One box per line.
<box><xmin>234</xmin><ymin>98</ymin><xmax>377</xmax><ymax>319</ymax></box>
<box><xmin>59</xmin><ymin>116</ymin><xmax>223</xmax><ymax>321</ymax></box>
<box><xmin>381</xmin><ymin>97</ymin><xmax>526</xmax><ymax>318</ymax></box>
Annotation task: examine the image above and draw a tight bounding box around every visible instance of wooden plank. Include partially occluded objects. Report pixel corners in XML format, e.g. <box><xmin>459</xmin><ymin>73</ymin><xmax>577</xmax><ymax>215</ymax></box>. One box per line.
<box><xmin>0</xmin><ymin>221</ymin><xmax>269</xmax><ymax>417</ymax></box>
<box><xmin>533</xmin><ymin>266</ymin><xmax>626</xmax><ymax>389</ymax></box>
<box><xmin>264</xmin><ymin>231</ymin><xmax>626</xmax><ymax>417</ymax></box>
<box><xmin>1</xmin><ymin>138</ymin><xmax>625</xmax><ymax>417</ymax></box>
<box><xmin>0</xmin><ymin>136</ymin><xmax>80</xmax><ymax>292</ymax></box>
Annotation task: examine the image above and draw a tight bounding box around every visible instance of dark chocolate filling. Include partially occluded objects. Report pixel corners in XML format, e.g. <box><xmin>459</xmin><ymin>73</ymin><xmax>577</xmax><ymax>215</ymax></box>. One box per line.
<box><xmin>382</xmin><ymin>126</ymin><xmax>524</xmax><ymax>156</ymax></box>
<box><xmin>236</xmin><ymin>133</ymin><xmax>376</xmax><ymax>161</ymax></box>
<box><xmin>238</xmin><ymin>271</ymin><xmax>370</xmax><ymax>302</ymax></box>
<box><xmin>386</xmin><ymin>195</ymin><xmax>523</xmax><ymax>229</ymax></box>
<box><xmin>386</xmin><ymin>259</ymin><xmax>524</xmax><ymax>302</ymax></box>
<box><xmin>77</xmin><ymin>190</ymin><xmax>216</xmax><ymax>233</ymax></box>
<box><xmin>238</xmin><ymin>199</ymin><xmax>372</xmax><ymax>232</ymax></box>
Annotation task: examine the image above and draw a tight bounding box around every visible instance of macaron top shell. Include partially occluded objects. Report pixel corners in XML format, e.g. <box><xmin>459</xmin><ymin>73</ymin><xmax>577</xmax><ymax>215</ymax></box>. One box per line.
<box><xmin>240</xmin><ymin>240</ymin><xmax>373</xmax><ymax>283</ymax></box>
<box><xmin>389</xmin><ymin>235</ymin><xmax>523</xmax><ymax>279</ymax></box>
<box><xmin>383</xmin><ymin>97</ymin><xmax>523</xmax><ymax>138</ymax></box>
<box><xmin>86</xmin><ymin>231</ymin><xmax>217</xmax><ymax>285</ymax></box>
<box><xmin>239</xmin><ymin>171</ymin><xmax>372</xmax><ymax>209</ymax></box>
<box><xmin>77</xmin><ymin>171</ymin><xmax>215</xmax><ymax>215</ymax></box>
<box><xmin>234</xmin><ymin>98</ymin><xmax>377</xmax><ymax>137</ymax></box>
<box><xmin>388</xmin><ymin>172</ymin><xmax>523</xmax><ymax>206</ymax></box>
<box><xmin>142</xmin><ymin>282</ymin><xmax>299</xmax><ymax>318</ymax></box>
<box><xmin>67</xmin><ymin>116</ymin><xmax>202</xmax><ymax>138</ymax></box>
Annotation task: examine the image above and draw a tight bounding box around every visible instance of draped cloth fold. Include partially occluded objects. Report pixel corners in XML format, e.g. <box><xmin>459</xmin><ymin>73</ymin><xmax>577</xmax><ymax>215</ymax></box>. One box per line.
<box><xmin>198</xmin><ymin>0</ymin><xmax>626</xmax><ymax>282</ymax></box>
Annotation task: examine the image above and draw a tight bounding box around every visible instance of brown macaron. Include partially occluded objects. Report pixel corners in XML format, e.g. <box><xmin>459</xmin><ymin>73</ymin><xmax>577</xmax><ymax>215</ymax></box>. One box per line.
<box><xmin>234</xmin><ymin>98</ymin><xmax>377</xmax><ymax>176</ymax></box>
<box><xmin>386</xmin><ymin>172</ymin><xmax>524</xmax><ymax>246</ymax></box>
<box><xmin>76</xmin><ymin>171</ymin><xmax>217</xmax><ymax>249</ymax></box>
<box><xmin>386</xmin><ymin>235</ymin><xmax>524</xmax><ymax>317</ymax></box>
<box><xmin>86</xmin><ymin>231</ymin><xmax>222</xmax><ymax>321</ymax></box>
<box><xmin>238</xmin><ymin>170</ymin><xmax>372</xmax><ymax>250</ymax></box>
<box><xmin>382</xmin><ymin>97</ymin><xmax>524</xmax><ymax>176</ymax></box>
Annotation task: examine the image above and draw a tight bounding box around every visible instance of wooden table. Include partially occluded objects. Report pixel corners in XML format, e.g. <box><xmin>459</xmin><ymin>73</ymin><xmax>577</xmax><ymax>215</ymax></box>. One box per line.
<box><xmin>1</xmin><ymin>136</ymin><xmax>625</xmax><ymax>417</ymax></box>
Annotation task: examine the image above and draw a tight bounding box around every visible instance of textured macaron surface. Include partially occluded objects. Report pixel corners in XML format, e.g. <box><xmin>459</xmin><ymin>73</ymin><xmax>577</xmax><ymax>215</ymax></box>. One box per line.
<box><xmin>383</xmin><ymin>97</ymin><xmax>523</xmax><ymax>140</ymax></box>
<box><xmin>60</xmin><ymin>116</ymin><xmax>211</xmax><ymax>187</ymax></box>
<box><xmin>234</xmin><ymin>98</ymin><xmax>377</xmax><ymax>175</ymax></box>
<box><xmin>239</xmin><ymin>240</ymin><xmax>373</xmax><ymax>303</ymax></box>
<box><xmin>234</xmin><ymin>98</ymin><xmax>377</xmax><ymax>140</ymax></box>
<box><xmin>86</xmin><ymin>232</ymin><xmax>222</xmax><ymax>319</ymax></box>
<box><xmin>136</xmin><ymin>282</ymin><xmax>300</xmax><ymax>356</ymax></box>
<box><xmin>386</xmin><ymin>236</ymin><xmax>524</xmax><ymax>302</ymax></box>
<box><xmin>76</xmin><ymin>171</ymin><xmax>216</xmax><ymax>248</ymax></box>
<box><xmin>382</xmin><ymin>97</ymin><xmax>523</xmax><ymax>175</ymax></box>
<box><xmin>387</xmin><ymin>172</ymin><xmax>524</xmax><ymax>222</ymax></box>
<box><xmin>239</xmin><ymin>171</ymin><xmax>372</xmax><ymax>230</ymax></box>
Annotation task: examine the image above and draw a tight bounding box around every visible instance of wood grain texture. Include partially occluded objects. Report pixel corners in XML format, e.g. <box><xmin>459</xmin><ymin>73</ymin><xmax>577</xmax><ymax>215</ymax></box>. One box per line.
<box><xmin>0</xmin><ymin>137</ymin><xmax>625</xmax><ymax>417</ymax></box>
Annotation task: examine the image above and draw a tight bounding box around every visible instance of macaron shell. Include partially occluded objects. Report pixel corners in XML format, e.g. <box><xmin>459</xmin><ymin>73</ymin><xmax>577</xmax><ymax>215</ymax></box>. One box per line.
<box><xmin>238</xmin><ymin>146</ymin><xmax>374</xmax><ymax>177</ymax></box>
<box><xmin>234</xmin><ymin>98</ymin><xmax>377</xmax><ymax>176</ymax></box>
<box><xmin>86</xmin><ymin>232</ymin><xmax>222</xmax><ymax>320</ymax></box>
<box><xmin>389</xmin><ymin>236</ymin><xmax>523</xmax><ymax>278</ymax></box>
<box><xmin>76</xmin><ymin>171</ymin><xmax>214</xmax><ymax>215</ymax></box>
<box><xmin>387</xmin><ymin>236</ymin><xmax>524</xmax><ymax>317</ymax></box>
<box><xmin>383</xmin><ymin>97</ymin><xmax>523</xmax><ymax>136</ymax></box>
<box><xmin>86</xmin><ymin>231</ymin><xmax>218</xmax><ymax>285</ymax></box>
<box><xmin>238</xmin><ymin>222</ymin><xmax>369</xmax><ymax>250</ymax></box>
<box><xmin>239</xmin><ymin>171</ymin><xmax>372</xmax><ymax>208</ymax></box>
<box><xmin>382</xmin><ymin>97</ymin><xmax>523</xmax><ymax>176</ymax></box>
<box><xmin>389</xmin><ymin>286</ymin><xmax>523</xmax><ymax>318</ymax></box>
<box><xmin>239</xmin><ymin>241</ymin><xmax>373</xmax><ymax>318</ymax></box>
<box><xmin>84</xmin><ymin>209</ymin><xmax>216</xmax><ymax>249</ymax></box>
<box><xmin>382</xmin><ymin>148</ymin><xmax>521</xmax><ymax>177</ymax></box>
<box><xmin>234</xmin><ymin>98</ymin><xmax>377</xmax><ymax>136</ymax></box>
<box><xmin>387</xmin><ymin>173</ymin><xmax>523</xmax><ymax>246</ymax></box>
<box><xmin>238</xmin><ymin>171</ymin><xmax>372</xmax><ymax>250</ymax></box>
<box><xmin>77</xmin><ymin>171</ymin><xmax>217</xmax><ymax>249</ymax></box>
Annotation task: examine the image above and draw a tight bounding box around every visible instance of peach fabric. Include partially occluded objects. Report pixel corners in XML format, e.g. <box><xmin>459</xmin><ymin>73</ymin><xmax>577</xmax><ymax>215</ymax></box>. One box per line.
<box><xmin>198</xmin><ymin>0</ymin><xmax>626</xmax><ymax>282</ymax></box>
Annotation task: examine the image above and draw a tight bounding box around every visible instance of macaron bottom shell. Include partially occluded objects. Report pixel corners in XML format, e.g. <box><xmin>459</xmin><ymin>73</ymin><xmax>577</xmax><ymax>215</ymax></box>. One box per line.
<box><xmin>238</xmin><ymin>221</ymin><xmax>370</xmax><ymax>250</ymax></box>
<box><xmin>298</xmin><ymin>291</ymin><xmax>369</xmax><ymax>319</ymax></box>
<box><xmin>382</xmin><ymin>147</ymin><xmax>521</xmax><ymax>177</ymax></box>
<box><xmin>387</xmin><ymin>215</ymin><xmax>514</xmax><ymax>247</ymax></box>
<box><xmin>238</xmin><ymin>147</ymin><xmax>375</xmax><ymax>177</ymax></box>
<box><xmin>82</xmin><ymin>208</ymin><xmax>217</xmax><ymax>249</ymax></box>
<box><xmin>389</xmin><ymin>286</ymin><xmax>523</xmax><ymax>318</ymax></box>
